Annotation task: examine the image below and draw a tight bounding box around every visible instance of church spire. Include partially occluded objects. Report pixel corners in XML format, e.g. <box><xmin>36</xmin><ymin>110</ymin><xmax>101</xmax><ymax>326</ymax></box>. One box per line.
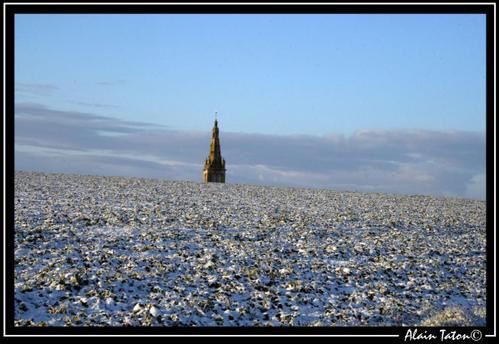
<box><xmin>203</xmin><ymin>115</ymin><xmax>226</xmax><ymax>183</ymax></box>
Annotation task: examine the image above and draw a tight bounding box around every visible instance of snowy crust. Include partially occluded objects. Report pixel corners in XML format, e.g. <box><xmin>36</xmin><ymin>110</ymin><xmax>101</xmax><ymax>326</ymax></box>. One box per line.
<box><xmin>14</xmin><ymin>171</ymin><xmax>486</xmax><ymax>326</ymax></box>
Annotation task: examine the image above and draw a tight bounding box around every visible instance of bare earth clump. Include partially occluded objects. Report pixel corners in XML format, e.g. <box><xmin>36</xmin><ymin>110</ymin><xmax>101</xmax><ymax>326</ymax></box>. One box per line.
<box><xmin>14</xmin><ymin>171</ymin><xmax>486</xmax><ymax>326</ymax></box>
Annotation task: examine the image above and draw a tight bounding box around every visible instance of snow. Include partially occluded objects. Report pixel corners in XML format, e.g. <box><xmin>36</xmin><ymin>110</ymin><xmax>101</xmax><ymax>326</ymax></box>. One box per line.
<box><xmin>14</xmin><ymin>171</ymin><xmax>486</xmax><ymax>326</ymax></box>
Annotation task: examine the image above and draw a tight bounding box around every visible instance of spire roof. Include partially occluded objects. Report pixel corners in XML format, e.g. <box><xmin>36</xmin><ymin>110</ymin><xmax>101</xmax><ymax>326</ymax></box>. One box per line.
<box><xmin>203</xmin><ymin>116</ymin><xmax>226</xmax><ymax>183</ymax></box>
<box><xmin>205</xmin><ymin>118</ymin><xmax>224</xmax><ymax>170</ymax></box>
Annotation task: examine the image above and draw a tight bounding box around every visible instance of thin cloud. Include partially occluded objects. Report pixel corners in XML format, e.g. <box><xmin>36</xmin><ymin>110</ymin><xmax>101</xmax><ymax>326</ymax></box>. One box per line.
<box><xmin>96</xmin><ymin>79</ymin><xmax>126</xmax><ymax>86</ymax></box>
<box><xmin>72</xmin><ymin>101</ymin><xmax>119</xmax><ymax>109</ymax></box>
<box><xmin>15</xmin><ymin>82</ymin><xmax>59</xmax><ymax>96</ymax></box>
<box><xmin>14</xmin><ymin>102</ymin><xmax>486</xmax><ymax>200</ymax></box>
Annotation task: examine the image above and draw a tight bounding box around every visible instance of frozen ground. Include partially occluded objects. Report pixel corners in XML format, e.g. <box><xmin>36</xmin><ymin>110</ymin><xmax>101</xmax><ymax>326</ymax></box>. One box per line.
<box><xmin>14</xmin><ymin>171</ymin><xmax>486</xmax><ymax>326</ymax></box>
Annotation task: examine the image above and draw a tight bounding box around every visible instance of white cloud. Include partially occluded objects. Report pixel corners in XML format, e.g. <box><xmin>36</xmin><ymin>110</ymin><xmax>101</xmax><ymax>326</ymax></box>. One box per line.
<box><xmin>14</xmin><ymin>102</ymin><xmax>486</xmax><ymax>200</ymax></box>
<box><xmin>464</xmin><ymin>173</ymin><xmax>486</xmax><ymax>200</ymax></box>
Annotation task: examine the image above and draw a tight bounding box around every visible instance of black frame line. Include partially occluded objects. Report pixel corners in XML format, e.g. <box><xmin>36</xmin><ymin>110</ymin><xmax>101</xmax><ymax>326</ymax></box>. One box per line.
<box><xmin>3</xmin><ymin>2</ymin><xmax>496</xmax><ymax>338</ymax></box>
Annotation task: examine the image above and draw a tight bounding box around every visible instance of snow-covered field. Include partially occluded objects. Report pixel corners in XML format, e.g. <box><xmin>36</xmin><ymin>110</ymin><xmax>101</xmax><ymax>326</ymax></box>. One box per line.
<box><xmin>14</xmin><ymin>171</ymin><xmax>486</xmax><ymax>326</ymax></box>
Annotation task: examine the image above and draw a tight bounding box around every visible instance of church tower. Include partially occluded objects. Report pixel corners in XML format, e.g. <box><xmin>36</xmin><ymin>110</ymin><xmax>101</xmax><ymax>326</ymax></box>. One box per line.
<box><xmin>203</xmin><ymin>117</ymin><xmax>226</xmax><ymax>183</ymax></box>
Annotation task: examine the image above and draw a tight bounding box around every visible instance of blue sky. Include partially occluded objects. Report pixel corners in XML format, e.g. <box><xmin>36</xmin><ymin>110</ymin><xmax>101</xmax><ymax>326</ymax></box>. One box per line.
<box><xmin>16</xmin><ymin>14</ymin><xmax>485</xmax><ymax>135</ymax></box>
<box><xmin>15</xmin><ymin>14</ymin><xmax>486</xmax><ymax>199</ymax></box>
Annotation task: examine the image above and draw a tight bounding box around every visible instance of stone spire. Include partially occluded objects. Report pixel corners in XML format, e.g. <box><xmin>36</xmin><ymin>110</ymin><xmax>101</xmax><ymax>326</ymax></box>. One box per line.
<box><xmin>203</xmin><ymin>116</ymin><xmax>226</xmax><ymax>183</ymax></box>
